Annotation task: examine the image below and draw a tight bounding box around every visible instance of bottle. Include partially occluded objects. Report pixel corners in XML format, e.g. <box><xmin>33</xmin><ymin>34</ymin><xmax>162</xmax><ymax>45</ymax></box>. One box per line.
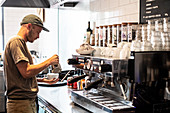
<box><xmin>86</xmin><ymin>21</ymin><xmax>92</xmax><ymax>44</ymax></box>
<box><xmin>90</xmin><ymin>22</ymin><xmax>96</xmax><ymax>46</ymax></box>
<box><xmin>83</xmin><ymin>33</ymin><xmax>87</xmax><ymax>43</ymax></box>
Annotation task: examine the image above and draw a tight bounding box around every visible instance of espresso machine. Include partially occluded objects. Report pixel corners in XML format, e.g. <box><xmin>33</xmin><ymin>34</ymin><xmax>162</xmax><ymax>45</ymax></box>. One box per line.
<box><xmin>68</xmin><ymin>51</ymin><xmax>170</xmax><ymax>113</ymax></box>
<box><xmin>68</xmin><ymin>54</ymin><xmax>134</xmax><ymax>113</ymax></box>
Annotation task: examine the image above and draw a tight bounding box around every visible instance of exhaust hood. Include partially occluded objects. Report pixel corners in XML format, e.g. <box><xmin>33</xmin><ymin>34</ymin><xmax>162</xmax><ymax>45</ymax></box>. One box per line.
<box><xmin>0</xmin><ymin>0</ymin><xmax>79</xmax><ymax>8</ymax></box>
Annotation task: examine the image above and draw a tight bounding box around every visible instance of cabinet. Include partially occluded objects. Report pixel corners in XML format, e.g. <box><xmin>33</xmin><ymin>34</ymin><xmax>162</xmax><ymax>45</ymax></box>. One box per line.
<box><xmin>38</xmin><ymin>96</ymin><xmax>61</xmax><ymax>113</ymax></box>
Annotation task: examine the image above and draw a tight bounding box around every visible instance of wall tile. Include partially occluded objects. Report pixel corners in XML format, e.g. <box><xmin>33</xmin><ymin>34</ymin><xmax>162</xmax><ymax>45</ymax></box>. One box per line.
<box><xmin>109</xmin><ymin>0</ymin><xmax>119</xmax><ymax>8</ymax></box>
<box><xmin>94</xmin><ymin>0</ymin><xmax>101</xmax><ymax>12</ymax></box>
<box><xmin>125</xmin><ymin>2</ymin><xmax>139</xmax><ymax>15</ymax></box>
<box><xmin>130</xmin><ymin>0</ymin><xmax>139</xmax><ymax>3</ymax></box>
<box><xmin>117</xmin><ymin>6</ymin><xmax>124</xmax><ymax>16</ymax></box>
<box><xmin>90</xmin><ymin>0</ymin><xmax>139</xmax><ymax>25</ymax></box>
<box><xmin>90</xmin><ymin>0</ymin><xmax>100</xmax><ymax>12</ymax></box>
<box><xmin>129</xmin><ymin>13</ymin><xmax>139</xmax><ymax>22</ymax></box>
<box><xmin>109</xmin><ymin>6</ymin><xmax>120</xmax><ymax>17</ymax></box>
<box><xmin>101</xmin><ymin>0</ymin><xmax>109</xmax><ymax>11</ymax></box>
<box><xmin>90</xmin><ymin>0</ymin><xmax>95</xmax><ymax>12</ymax></box>
<box><xmin>119</xmin><ymin>0</ymin><xmax>130</xmax><ymax>6</ymax></box>
<box><xmin>109</xmin><ymin>17</ymin><xmax>120</xmax><ymax>24</ymax></box>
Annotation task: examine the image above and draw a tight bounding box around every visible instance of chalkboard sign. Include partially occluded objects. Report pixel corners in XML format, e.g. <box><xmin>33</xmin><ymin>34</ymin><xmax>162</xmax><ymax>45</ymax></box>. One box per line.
<box><xmin>140</xmin><ymin>0</ymin><xmax>170</xmax><ymax>24</ymax></box>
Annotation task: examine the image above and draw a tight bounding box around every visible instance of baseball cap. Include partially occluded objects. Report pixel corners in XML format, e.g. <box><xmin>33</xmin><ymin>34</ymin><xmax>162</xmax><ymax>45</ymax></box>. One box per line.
<box><xmin>20</xmin><ymin>14</ymin><xmax>49</xmax><ymax>32</ymax></box>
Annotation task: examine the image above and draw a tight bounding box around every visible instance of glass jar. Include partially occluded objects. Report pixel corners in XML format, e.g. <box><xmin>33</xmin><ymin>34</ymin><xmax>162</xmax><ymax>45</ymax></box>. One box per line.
<box><xmin>108</xmin><ymin>25</ymin><xmax>112</xmax><ymax>45</ymax></box>
<box><xmin>136</xmin><ymin>24</ymin><xmax>142</xmax><ymax>41</ymax></box>
<box><xmin>104</xmin><ymin>25</ymin><xmax>108</xmax><ymax>47</ymax></box>
<box><xmin>117</xmin><ymin>24</ymin><xmax>121</xmax><ymax>44</ymax></box>
<box><xmin>112</xmin><ymin>24</ymin><xmax>117</xmax><ymax>45</ymax></box>
<box><xmin>95</xmin><ymin>27</ymin><xmax>99</xmax><ymax>46</ymax></box>
<box><xmin>127</xmin><ymin>22</ymin><xmax>138</xmax><ymax>42</ymax></box>
<box><xmin>121</xmin><ymin>23</ymin><xmax>128</xmax><ymax>42</ymax></box>
<box><xmin>99</xmin><ymin>26</ymin><xmax>103</xmax><ymax>47</ymax></box>
<box><xmin>90</xmin><ymin>34</ymin><xmax>95</xmax><ymax>46</ymax></box>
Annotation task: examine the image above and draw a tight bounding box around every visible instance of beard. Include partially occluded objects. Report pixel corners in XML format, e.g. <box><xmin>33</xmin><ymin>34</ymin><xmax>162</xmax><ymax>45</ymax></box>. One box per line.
<box><xmin>27</xmin><ymin>29</ymin><xmax>34</xmax><ymax>43</ymax></box>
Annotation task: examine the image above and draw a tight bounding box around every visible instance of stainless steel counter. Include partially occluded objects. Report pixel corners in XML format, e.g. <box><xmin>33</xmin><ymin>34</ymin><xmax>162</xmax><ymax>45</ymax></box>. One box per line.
<box><xmin>38</xmin><ymin>85</ymin><xmax>91</xmax><ymax>113</ymax></box>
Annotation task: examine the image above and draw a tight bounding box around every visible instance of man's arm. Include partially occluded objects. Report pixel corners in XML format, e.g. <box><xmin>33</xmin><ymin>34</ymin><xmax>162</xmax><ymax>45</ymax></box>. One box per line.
<box><xmin>16</xmin><ymin>54</ymin><xmax>59</xmax><ymax>79</ymax></box>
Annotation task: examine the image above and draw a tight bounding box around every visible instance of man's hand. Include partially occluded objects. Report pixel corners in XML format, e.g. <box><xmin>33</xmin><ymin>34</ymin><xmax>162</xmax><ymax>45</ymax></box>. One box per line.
<box><xmin>49</xmin><ymin>54</ymin><xmax>59</xmax><ymax>66</ymax></box>
<box><xmin>37</xmin><ymin>78</ymin><xmax>59</xmax><ymax>85</ymax></box>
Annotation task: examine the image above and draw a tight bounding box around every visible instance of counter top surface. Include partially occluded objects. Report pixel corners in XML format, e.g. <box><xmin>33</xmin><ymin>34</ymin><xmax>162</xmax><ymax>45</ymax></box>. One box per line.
<box><xmin>38</xmin><ymin>85</ymin><xmax>91</xmax><ymax>113</ymax></box>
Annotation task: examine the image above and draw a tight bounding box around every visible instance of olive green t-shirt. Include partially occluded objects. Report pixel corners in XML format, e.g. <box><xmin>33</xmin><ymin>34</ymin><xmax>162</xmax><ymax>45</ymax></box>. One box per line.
<box><xmin>3</xmin><ymin>36</ymin><xmax>38</xmax><ymax>99</ymax></box>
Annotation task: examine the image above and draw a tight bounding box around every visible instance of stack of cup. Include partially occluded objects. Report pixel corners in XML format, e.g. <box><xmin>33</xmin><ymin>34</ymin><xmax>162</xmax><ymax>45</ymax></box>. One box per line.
<box><xmin>142</xmin><ymin>24</ymin><xmax>147</xmax><ymax>41</ymax></box>
<box><xmin>155</xmin><ymin>19</ymin><xmax>163</xmax><ymax>32</ymax></box>
<box><xmin>162</xmin><ymin>17</ymin><xmax>170</xmax><ymax>51</ymax></box>
<box><xmin>141</xmin><ymin>24</ymin><xmax>153</xmax><ymax>51</ymax></box>
<box><xmin>147</xmin><ymin>20</ymin><xmax>155</xmax><ymax>41</ymax></box>
<box><xmin>151</xmin><ymin>31</ymin><xmax>163</xmax><ymax>51</ymax></box>
<box><xmin>163</xmin><ymin>18</ymin><xmax>170</xmax><ymax>32</ymax></box>
<box><xmin>161</xmin><ymin>32</ymin><xmax>170</xmax><ymax>51</ymax></box>
<box><xmin>131</xmin><ymin>26</ymin><xmax>142</xmax><ymax>51</ymax></box>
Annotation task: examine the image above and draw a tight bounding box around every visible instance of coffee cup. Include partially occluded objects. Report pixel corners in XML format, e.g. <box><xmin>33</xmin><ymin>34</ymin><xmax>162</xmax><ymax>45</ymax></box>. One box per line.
<box><xmin>46</xmin><ymin>73</ymin><xmax>59</xmax><ymax>80</ymax></box>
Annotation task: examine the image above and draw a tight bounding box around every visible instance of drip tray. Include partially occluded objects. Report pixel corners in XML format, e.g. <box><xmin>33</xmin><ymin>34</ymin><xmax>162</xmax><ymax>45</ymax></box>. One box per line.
<box><xmin>71</xmin><ymin>90</ymin><xmax>135</xmax><ymax>113</ymax></box>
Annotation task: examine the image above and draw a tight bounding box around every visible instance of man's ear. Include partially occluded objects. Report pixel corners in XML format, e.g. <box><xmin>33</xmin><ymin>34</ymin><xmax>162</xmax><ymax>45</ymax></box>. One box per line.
<box><xmin>27</xmin><ymin>23</ymin><xmax>32</xmax><ymax>30</ymax></box>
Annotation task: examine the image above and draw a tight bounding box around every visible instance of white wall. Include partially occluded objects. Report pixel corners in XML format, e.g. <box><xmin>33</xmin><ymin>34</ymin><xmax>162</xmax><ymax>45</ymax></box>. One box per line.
<box><xmin>38</xmin><ymin>8</ymin><xmax>58</xmax><ymax>62</ymax></box>
<box><xmin>90</xmin><ymin>0</ymin><xmax>139</xmax><ymax>26</ymax></box>
<box><xmin>59</xmin><ymin>9</ymin><xmax>90</xmax><ymax>70</ymax></box>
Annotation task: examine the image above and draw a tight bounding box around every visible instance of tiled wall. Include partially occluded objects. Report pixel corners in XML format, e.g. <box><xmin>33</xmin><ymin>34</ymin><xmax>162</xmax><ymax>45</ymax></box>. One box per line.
<box><xmin>90</xmin><ymin>0</ymin><xmax>139</xmax><ymax>26</ymax></box>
